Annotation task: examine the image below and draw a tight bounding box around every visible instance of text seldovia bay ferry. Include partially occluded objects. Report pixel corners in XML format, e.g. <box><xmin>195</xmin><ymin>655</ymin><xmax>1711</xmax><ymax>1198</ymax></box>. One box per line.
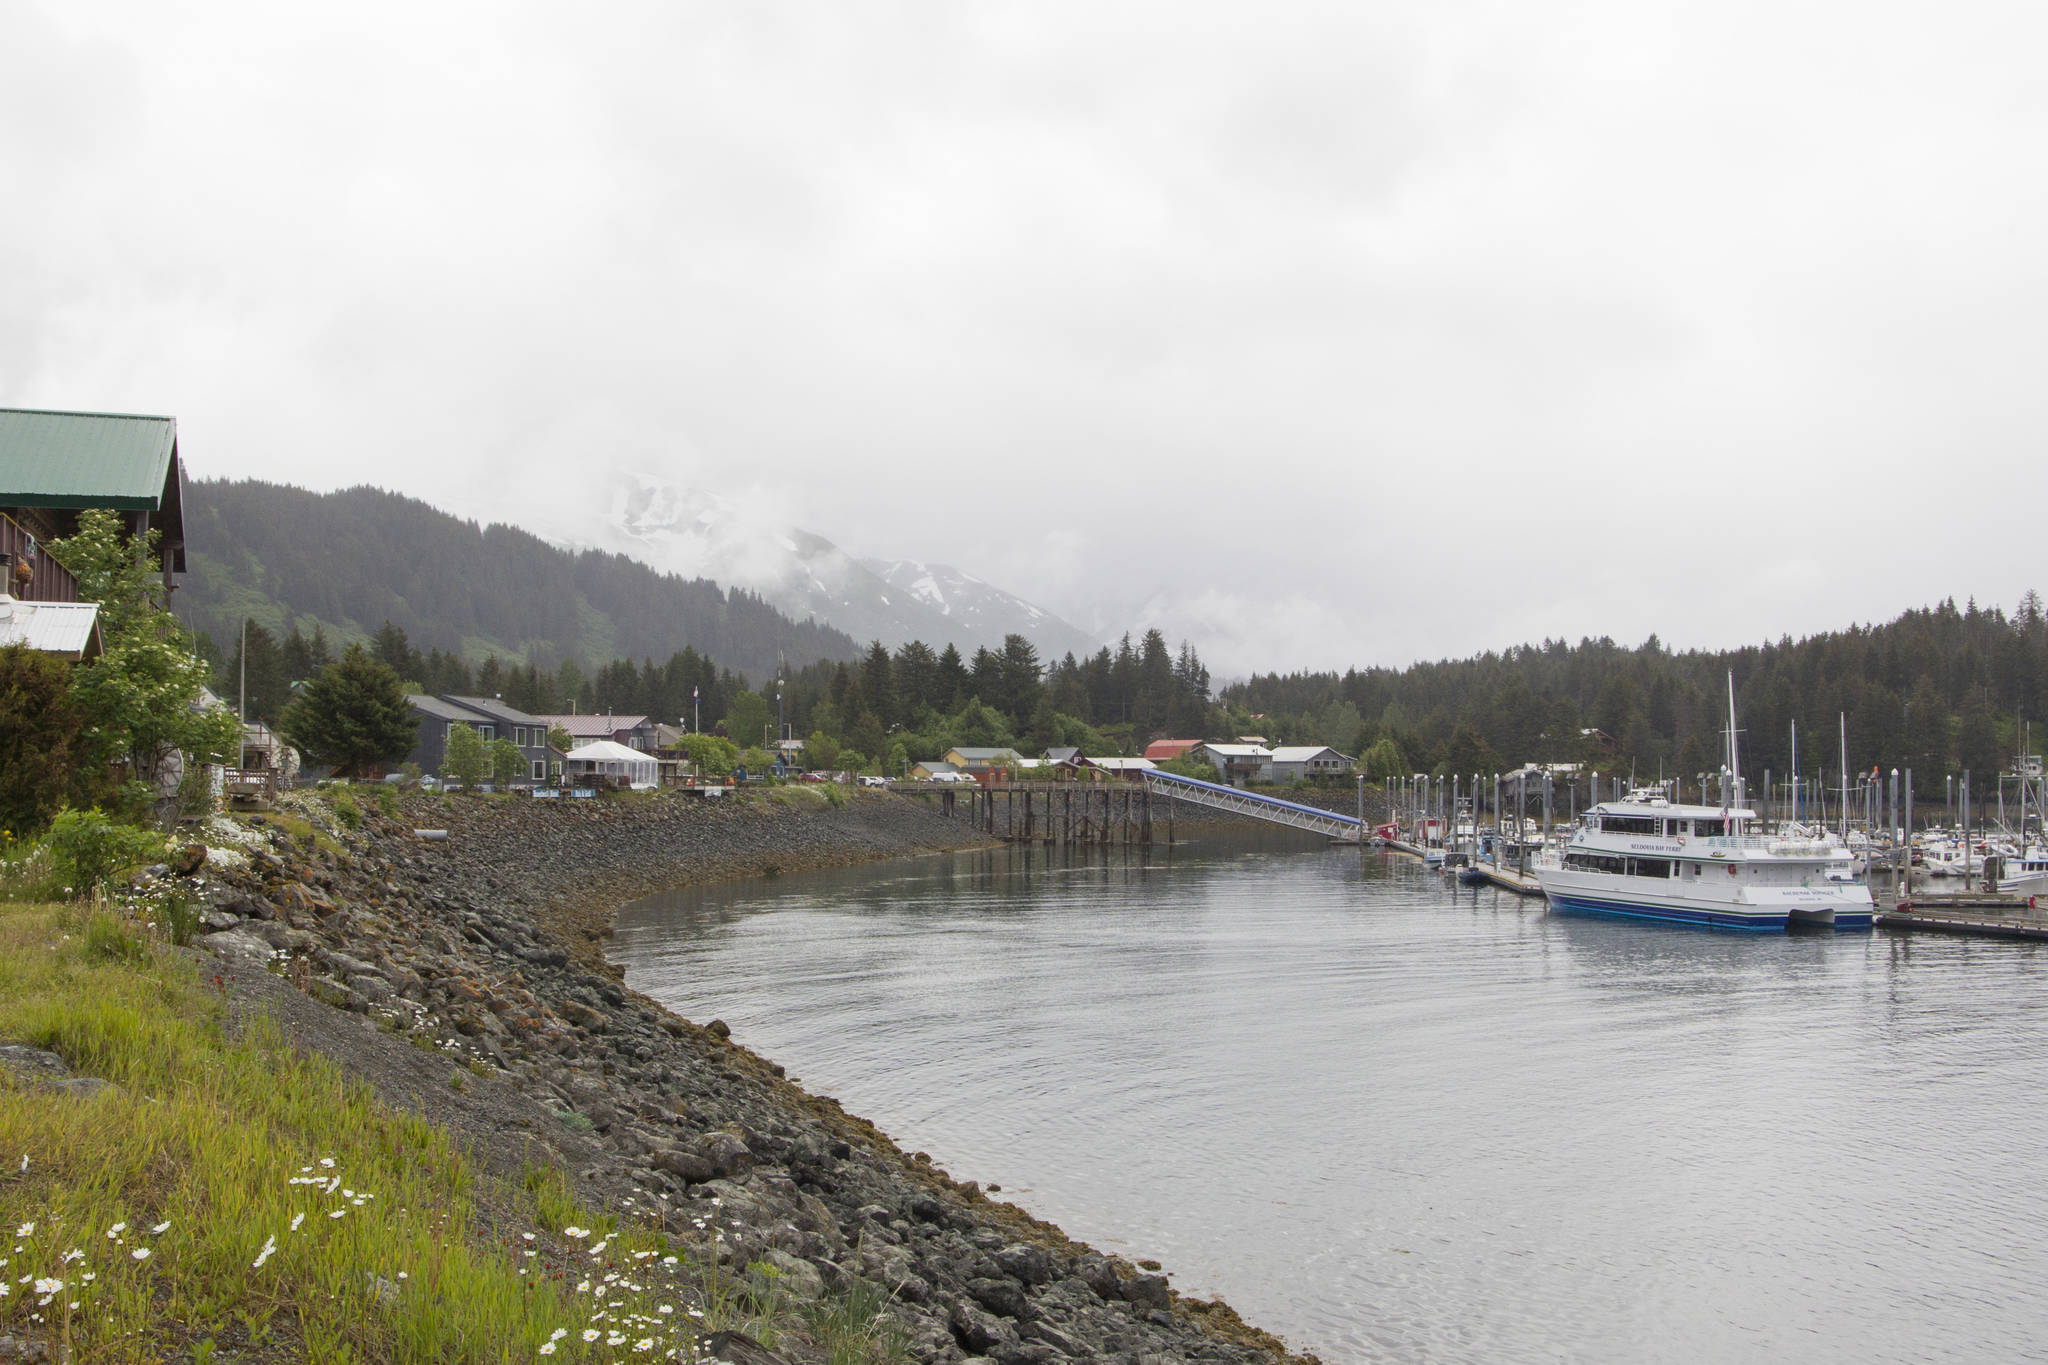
<box><xmin>1535</xmin><ymin>786</ymin><xmax>1873</xmax><ymax>931</ymax></box>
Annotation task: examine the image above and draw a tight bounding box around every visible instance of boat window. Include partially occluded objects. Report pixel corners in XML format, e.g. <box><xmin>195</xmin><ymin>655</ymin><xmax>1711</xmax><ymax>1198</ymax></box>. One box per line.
<box><xmin>1626</xmin><ymin>858</ymin><xmax>1673</xmax><ymax>878</ymax></box>
<box><xmin>1691</xmin><ymin>819</ymin><xmax>1726</xmax><ymax>838</ymax></box>
<box><xmin>1600</xmin><ymin>815</ymin><xmax>1661</xmax><ymax>836</ymax></box>
<box><xmin>1563</xmin><ymin>852</ymin><xmax>1626</xmax><ymax>874</ymax></box>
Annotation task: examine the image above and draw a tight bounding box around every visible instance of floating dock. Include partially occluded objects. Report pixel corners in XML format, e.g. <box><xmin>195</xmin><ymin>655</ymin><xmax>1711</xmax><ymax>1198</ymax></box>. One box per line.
<box><xmin>1878</xmin><ymin>894</ymin><xmax>2048</xmax><ymax>940</ymax></box>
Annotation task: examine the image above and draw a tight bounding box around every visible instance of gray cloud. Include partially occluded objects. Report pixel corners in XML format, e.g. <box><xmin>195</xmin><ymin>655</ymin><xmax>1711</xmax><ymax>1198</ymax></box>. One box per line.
<box><xmin>6</xmin><ymin>0</ymin><xmax>2044</xmax><ymax>675</ymax></box>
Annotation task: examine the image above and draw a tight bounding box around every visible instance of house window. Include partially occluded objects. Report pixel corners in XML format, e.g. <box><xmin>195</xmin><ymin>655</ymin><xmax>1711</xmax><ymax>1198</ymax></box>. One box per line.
<box><xmin>530</xmin><ymin>760</ymin><xmax>545</xmax><ymax>781</ymax></box>
<box><xmin>478</xmin><ymin>725</ymin><xmax>494</xmax><ymax>741</ymax></box>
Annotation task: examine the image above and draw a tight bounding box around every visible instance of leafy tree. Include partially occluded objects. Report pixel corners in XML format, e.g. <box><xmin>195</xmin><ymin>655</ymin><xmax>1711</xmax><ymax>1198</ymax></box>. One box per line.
<box><xmin>677</xmin><ymin>732</ymin><xmax>738</xmax><ymax>778</ymax></box>
<box><xmin>724</xmin><ymin>689</ymin><xmax>773</xmax><ymax>748</ymax></box>
<box><xmin>50</xmin><ymin>510</ymin><xmax>242</xmax><ymax>811</ymax></box>
<box><xmin>0</xmin><ymin>643</ymin><xmax>84</xmax><ymax>836</ymax></box>
<box><xmin>806</xmin><ymin>730</ymin><xmax>841</xmax><ymax>771</ymax></box>
<box><xmin>488</xmin><ymin>737</ymin><xmax>527</xmax><ymax>783</ymax></box>
<box><xmin>886</xmin><ymin>740</ymin><xmax>909</xmax><ymax>777</ymax></box>
<box><xmin>1359</xmin><ymin>737</ymin><xmax>1410</xmax><ymax>782</ymax></box>
<box><xmin>442</xmin><ymin>721</ymin><xmax>488</xmax><ymax>789</ymax></box>
<box><xmin>547</xmin><ymin>724</ymin><xmax>575</xmax><ymax>753</ymax></box>
<box><xmin>279</xmin><ymin>644</ymin><xmax>419</xmax><ymax>778</ymax></box>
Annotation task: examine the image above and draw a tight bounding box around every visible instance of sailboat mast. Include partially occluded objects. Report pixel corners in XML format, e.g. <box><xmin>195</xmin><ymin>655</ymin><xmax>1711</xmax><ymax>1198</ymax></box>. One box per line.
<box><xmin>1726</xmin><ymin>671</ymin><xmax>1742</xmax><ymax>817</ymax></box>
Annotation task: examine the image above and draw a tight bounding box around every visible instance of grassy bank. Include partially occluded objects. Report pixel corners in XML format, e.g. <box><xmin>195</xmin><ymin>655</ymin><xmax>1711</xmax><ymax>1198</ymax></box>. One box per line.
<box><xmin>0</xmin><ymin>897</ymin><xmax>900</xmax><ymax>1362</ymax></box>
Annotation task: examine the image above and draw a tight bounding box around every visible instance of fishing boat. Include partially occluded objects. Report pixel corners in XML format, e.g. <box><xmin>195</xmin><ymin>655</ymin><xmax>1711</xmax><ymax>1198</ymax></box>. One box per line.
<box><xmin>1535</xmin><ymin>675</ymin><xmax>1873</xmax><ymax>931</ymax></box>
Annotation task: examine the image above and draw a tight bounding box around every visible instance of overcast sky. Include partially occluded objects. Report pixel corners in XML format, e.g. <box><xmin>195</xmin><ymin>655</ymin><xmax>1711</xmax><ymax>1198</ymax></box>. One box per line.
<box><xmin>8</xmin><ymin>1</ymin><xmax>2045</xmax><ymax>676</ymax></box>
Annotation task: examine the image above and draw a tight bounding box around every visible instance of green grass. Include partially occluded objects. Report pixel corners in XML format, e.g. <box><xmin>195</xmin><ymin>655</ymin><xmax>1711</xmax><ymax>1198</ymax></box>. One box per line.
<box><xmin>0</xmin><ymin>899</ymin><xmax>912</xmax><ymax>1362</ymax></box>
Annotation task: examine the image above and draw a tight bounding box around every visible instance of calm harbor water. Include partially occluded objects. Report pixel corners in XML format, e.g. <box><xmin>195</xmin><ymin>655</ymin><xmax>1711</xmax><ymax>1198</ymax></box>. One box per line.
<box><xmin>612</xmin><ymin>832</ymin><xmax>2048</xmax><ymax>1364</ymax></box>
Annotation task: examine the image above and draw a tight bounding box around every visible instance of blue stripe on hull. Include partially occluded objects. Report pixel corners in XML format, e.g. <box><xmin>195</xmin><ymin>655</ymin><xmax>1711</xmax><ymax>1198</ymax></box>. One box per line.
<box><xmin>1545</xmin><ymin>892</ymin><xmax>1788</xmax><ymax>932</ymax></box>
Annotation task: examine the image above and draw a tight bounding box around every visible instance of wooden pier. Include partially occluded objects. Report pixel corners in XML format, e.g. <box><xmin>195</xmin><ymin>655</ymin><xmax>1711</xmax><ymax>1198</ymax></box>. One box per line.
<box><xmin>1878</xmin><ymin>893</ymin><xmax>2048</xmax><ymax>940</ymax></box>
<box><xmin>887</xmin><ymin>780</ymin><xmax>1168</xmax><ymax>846</ymax></box>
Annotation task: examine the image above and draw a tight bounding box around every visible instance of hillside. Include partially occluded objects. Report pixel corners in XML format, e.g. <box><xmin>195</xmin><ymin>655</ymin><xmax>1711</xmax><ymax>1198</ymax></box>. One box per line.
<box><xmin>1222</xmin><ymin>594</ymin><xmax>2048</xmax><ymax>800</ymax></box>
<box><xmin>178</xmin><ymin>480</ymin><xmax>860</xmax><ymax>680</ymax></box>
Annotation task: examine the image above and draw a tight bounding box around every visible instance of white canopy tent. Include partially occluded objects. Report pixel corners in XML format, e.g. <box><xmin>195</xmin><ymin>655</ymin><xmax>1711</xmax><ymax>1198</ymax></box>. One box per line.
<box><xmin>563</xmin><ymin>740</ymin><xmax>658</xmax><ymax>790</ymax></box>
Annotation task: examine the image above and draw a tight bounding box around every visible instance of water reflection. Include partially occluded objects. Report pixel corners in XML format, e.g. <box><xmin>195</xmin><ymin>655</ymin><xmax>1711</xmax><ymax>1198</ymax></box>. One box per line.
<box><xmin>614</xmin><ymin>838</ymin><xmax>2048</xmax><ymax>1365</ymax></box>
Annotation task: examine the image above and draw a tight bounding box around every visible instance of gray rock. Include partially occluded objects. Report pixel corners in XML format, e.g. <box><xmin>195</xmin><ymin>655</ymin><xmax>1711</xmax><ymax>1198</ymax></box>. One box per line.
<box><xmin>50</xmin><ymin>1077</ymin><xmax>118</xmax><ymax>1100</ymax></box>
<box><xmin>1123</xmin><ymin>1274</ymin><xmax>1171</xmax><ymax>1310</ymax></box>
<box><xmin>968</xmin><ymin>1276</ymin><xmax>1031</xmax><ymax>1319</ymax></box>
<box><xmin>1075</xmin><ymin>1255</ymin><xmax>1122</xmax><ymax>1302</ymax></box>
<box><xmin>202</xmin><ymin>927</ymin><xmax>278</xmax><ymax>965</ymax></box>
<box><xmin>0</xmin><ymin>1044</ymin><xmax>69</xmax><ymax>1082</ymax></box>
<box><xmin>951</xmin><ymin>1299</ymin><xmax>1014</xmax><ymax>1353</ymax></box>
<box><xmin>759</xmin><ymin>1248</ymin><xmax>825</xmax><ymax>1301</ymax></box>
<box><xmin>994</xmin><ymin>1242</ymin><xmax>1055</xmax><ymax>1286</ymax></box>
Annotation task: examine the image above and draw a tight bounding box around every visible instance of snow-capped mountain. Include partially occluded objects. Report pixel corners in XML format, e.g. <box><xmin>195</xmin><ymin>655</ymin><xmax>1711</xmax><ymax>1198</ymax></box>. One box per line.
<box><xmin>577</xmin><ymin>474</ymin><xmax>1103</xmax><ymax>660</ymax></box>
<box><xmin>860</xmin><ymin>558</ymin><xmax>1105</xmax><ymax>662</ymax></box>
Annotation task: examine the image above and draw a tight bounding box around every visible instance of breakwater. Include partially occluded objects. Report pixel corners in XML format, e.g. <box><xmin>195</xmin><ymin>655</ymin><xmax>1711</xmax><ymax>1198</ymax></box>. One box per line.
<box><xmin>191</xmin><ymin>790</ymin><xmax>1312</xmax><ymax>1365</ymax></box>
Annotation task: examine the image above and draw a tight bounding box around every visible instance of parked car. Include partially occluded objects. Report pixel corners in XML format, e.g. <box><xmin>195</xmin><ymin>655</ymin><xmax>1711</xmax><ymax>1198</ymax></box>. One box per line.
<box><xmin>858</xmin><ymin>775</ymin><xmax>888</xmax><ymax>788</ymax></box>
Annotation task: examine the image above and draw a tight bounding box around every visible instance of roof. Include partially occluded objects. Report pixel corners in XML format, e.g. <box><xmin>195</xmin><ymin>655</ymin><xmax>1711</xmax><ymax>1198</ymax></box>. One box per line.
<box><xmin>442</xmin><ymin>694</ymin><xmax>545</xmax><ymax>726</ymax></box>
<box><xmin>1198</xmin><ymin>743</ymin><xmax>1273</xmax><ymax>758</ymax></box>
<box><xmin>911</xmin><ymin>759</ymin><xmax>960</xmax><ymax>774</ymax></box>
<box><xmin>1088</xmin><ymin>756</ymin><xmax>1156</xmax><ymax>771</ymax></box>
<box><xmin>531</xmin><ymin>713</ymin><xmax>650</xmax><ymax>738</ymax></box>
<box><xmin>947</xmin><ymin>747</ymin><xmax>1023</xmax><ymax>761</ymax></box>
<box><xmin>1143</xmin><ymin>739</ymin><xmax>1203</xmax><ymax>760</ymax></box>
<box><xmin>408</xmin><ymin>694</ymin><xmax>488</xmax><ymax>724</ymax></box>
<box><xmin>0</xmin><ymin>409</ymin><xmax>179</xmax><ymax>511</ymax></box>
<box><xmin>0</xmin><ymin>597</ymin><xmax>102</xmax><ymax>659</ymax></box>
<box><xmin>565</xmin><ymin>740</ymin><xmax>657</xmax><ymax>763</ymax></box>
<box><xmin>1270</xmin><ymin>746</ymin><xmax>1351</xmax><ymax>763</ymax></box>
<box><xmin>1043</xmin><ymin>746</ymin><xmax>1082</xmax><ymax>764</ymax></box>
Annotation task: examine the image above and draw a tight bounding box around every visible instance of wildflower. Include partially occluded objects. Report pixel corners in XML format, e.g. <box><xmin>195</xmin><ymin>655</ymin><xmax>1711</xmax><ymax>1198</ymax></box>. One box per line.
<box><xmin>14</xmin><ymin>1224</ymin><xmax>32</xmax><ymax>1238</ymax></box>
<box><xmin>551</xmin><ymin>1328</ymin><xmax>569</xmax><ymax>1341</ymax></box>
<box><xmin>33</xmin><ymin>1278</ymin><xmax>61</xmax><ymax>1295</ymax></box>
<box><xmin>657</xmin><ymin>1304</ymin><xmax>673</xmax><ymax>1315</ymax></box>
<box><xmin>107</xmin><ymin>1222</ymin><xmax>127</xmax><ymax>1238</ymax></box>
<box><xmin>253</xmin><ymin>1236</ymin><xmax>277</xmax><ymax>1269</ymax></box>
<box><xmin>131</xmin><ymin>1248</ymin><xmax>150</xmax><ymax>1261</ymax></box>
<box><xmin>151</xmin><ymin>1221</ymin><xmax>170</xmax><ymax>1234</ymax></box>
<box><xmin>290</xmin><ymin>1213</ymin><xmax>306</xmax><ymax>1232</ymax></box>
<box><xmin>608</xmin><ymin>1334</ymin><xmax>626</xmax><ymax>1347</ymax></box>
<box><xmin>582</xmin><ymin>1329</ymin><xmax>600</xmax><ymax>1342</ymax></box>
<box><xmin>523</xmin><ymin>1232</ymin><xmax>536</xmax><ymax>1242</ymax></box>
<box><xmin>539</xmin><ymin>1346</ymin><xmax>556</xmax><ymax>1357</ymax></box>
<box><xmin>564</xmin><ymin>1226</ymin><xmax>590</xmax><ymax>1239</ymax></box>
<box><xmin>662</xmin><ymin>1255</ymin><xmax>678</xmax><ymax>1266</ymax></box>
<box><xmin>61</xmin><ymin>1249</ymin><xmax>83</xmax><ymax>1264</ymax></box>
<box><xmin>319</xmin><ymin>1157</ymin><xmax>335</xmax><ymax>1168</ymax></box>
<box><xmin>635</xmin><ymin>1339</ymin><xmax>654</xmax><ymax>1352</ymax></box>
<box><xmin>328</xmin><ymin>1210</ymin><xmax>345</xmax><ymax>1220</ymax></box>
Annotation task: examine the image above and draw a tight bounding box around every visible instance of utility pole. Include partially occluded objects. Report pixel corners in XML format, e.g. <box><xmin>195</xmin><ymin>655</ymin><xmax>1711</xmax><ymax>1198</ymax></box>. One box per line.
<box><xmin>237</xmin><ymin>616</ymin><xmax>247</xmax><ymax>770</ymax></box>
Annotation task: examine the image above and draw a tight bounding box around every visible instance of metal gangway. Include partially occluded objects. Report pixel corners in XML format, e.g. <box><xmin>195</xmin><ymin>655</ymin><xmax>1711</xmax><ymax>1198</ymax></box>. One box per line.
<box><xmin>1141</xmin><ymin>769</ymin><xmax>1363</xmax><ymax>841</ymax></box>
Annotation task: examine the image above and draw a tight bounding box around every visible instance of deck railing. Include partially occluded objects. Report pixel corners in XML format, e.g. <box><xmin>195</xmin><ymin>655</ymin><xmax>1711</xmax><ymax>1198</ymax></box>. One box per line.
<box><xmin>0</xmin><ymin>512</ymin><xmax>80</xmax><ymax>603</ymax></box>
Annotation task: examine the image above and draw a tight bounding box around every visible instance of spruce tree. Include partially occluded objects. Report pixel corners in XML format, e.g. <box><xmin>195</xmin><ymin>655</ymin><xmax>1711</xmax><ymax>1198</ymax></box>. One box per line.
<box><xmin>280</xmin><ymin>644</ymin><xmax>418</xmax><ymax>778</ymax></box>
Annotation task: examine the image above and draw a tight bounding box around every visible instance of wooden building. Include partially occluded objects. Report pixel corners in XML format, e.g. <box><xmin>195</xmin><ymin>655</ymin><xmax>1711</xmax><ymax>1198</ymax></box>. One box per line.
<box><xmin>0</xmin><ymin>408</ymin><xmax>188</xmax><ymax>602</ymax></box>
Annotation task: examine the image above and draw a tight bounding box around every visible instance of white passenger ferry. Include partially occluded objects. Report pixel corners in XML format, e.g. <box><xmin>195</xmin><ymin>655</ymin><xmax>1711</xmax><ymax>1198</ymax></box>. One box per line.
<box><xmin>1536</xmin><ymin>786</ymin><xmax>1873</xmax><ymax>931</ymax></box>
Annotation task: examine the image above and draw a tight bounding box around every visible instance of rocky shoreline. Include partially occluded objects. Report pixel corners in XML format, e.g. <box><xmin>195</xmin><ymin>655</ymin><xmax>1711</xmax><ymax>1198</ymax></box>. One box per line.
<box><xmin>189</xmin><ymin>788</ymin><xmax>1320</xmax><ymax>1365</ymax></box>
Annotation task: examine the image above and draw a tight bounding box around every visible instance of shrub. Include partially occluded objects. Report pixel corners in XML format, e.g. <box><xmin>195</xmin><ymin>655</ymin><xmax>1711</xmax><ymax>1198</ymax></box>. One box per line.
<box><xmin>373</xmin><ymin>785</ymin><xmax>399</xmax><ymax>819</ymax></box>
<box><xmin>0</xmin><ymin>642</ymin><xmax>84</xmax><ymax>836</ymax></box>
<box><xmin>330</xmin><ymin>790</ymin><xmax>362</xmax><ymax>830</ymax></box>
<box><xmin>47</xmin><ymin>809</ymin><xmax>165</xmax><ymax>897</ymax></box>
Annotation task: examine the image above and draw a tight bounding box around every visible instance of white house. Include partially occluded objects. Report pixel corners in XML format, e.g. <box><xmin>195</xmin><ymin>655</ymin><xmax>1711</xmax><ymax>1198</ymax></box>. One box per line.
<box><xmin>1267</xmin><ymin>746</ymin><xmax>1354</xmax><ymax>784</ymax></box>
<box><xmin>1194</xmin><ymin>743</ymin><xmax>1273</xmax><ymax>786</ymax></box>
<box><xmin>563</xmin><ymin>740</ymin><xmax>659</xmax><ymax>790</ymax></box>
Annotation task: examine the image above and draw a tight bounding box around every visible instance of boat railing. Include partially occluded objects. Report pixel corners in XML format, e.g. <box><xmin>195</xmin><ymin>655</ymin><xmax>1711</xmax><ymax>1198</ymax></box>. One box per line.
<box><xmin>1698</xmin><ymin>834</ymin><xmax>1837</xmax><ymax>857</ymax></box>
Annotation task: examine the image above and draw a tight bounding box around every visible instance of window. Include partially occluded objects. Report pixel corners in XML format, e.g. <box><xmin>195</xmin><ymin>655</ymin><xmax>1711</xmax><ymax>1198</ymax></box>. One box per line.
<box><xmin>1692</xmin><ymin>818</ymin><xmax>1726</xmax><ymax>838</ymax></box>
<box><xmin>1625</xmin><ymin>857</ymin><xmax>1672</xmax><ymax>878</ymax></box>
<box><xmin>530</xmin><ymin>760</ymin><xmax>545</xmax><ymax>780</ymax></box>
<box><xmin>1600</xmin><ymin>815</ymin><xmax>1661</xmax><ymax>836</ymax></box>
<box><xmin>1564</xmin><ymin>852</ymin><xmax>1627</xmax><ymax>874</ymax></box>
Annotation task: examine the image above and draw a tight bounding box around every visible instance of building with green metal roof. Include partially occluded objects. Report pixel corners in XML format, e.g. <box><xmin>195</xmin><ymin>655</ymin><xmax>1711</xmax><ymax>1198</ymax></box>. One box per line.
<box><xmin>0</xmin><ymin>407</ymin><xmax>187</xmax><ymax>598</ymax></box>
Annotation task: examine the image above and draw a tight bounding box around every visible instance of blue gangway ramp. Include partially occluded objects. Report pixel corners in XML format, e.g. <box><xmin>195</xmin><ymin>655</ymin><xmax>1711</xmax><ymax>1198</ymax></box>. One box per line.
<box><xmin>1140</xmin><ymin>769</ymin><xmax>1363</xmax><ymax>841</ymax></box>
